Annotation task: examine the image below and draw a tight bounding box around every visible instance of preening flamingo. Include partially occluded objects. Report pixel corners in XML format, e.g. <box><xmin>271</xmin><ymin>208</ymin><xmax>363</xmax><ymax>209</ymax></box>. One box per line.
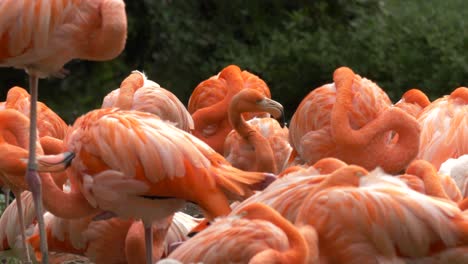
<box><xmin>189</xmin><ymin>65</ymin><xmax>272</xmax><ymax>153</ymax></box>
<box><xmin>223</xmin><ymin>88</ymin><xmax>291</xmax><ymax>174</ymax></box>
<box><xmin>395</xmin><ymin>88</ymin><xmax>431</xmax><ymax>118</ymax></box>
<box><xmin>42</xmin><ymin>107</ymin><xmax>272</xmax><ymax>264</ymax></box>
<box><xmin>0</xmin><ymin>1</ymin><xmax>127</xmax><ymax>261</ymax></box>
<box><xmin>417</xmin><ymin>87</ymin><xmax>468</xmax><ymax>170</ymax></box>
<box><xmin>289</xmin><ymin>67</ymin><xmax>421</xmax><ymax>173</ymax></box>
<box><xmin>168</xmin><ymin>202</ymin><xmax>315</xmax><ymax>264</ymax></box>
<box><xmin>102</xmin><ymin>70</ymin><xmax>194</xmax><ymax>132</ymax></box>
<box><xmin>295</xmin><ymin>170</ymin><xmax>468</xmax><ymax>263</ymax></box>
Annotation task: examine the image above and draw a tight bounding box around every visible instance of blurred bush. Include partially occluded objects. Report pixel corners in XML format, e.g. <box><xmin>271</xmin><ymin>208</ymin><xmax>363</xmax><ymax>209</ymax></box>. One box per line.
<box><xmin>0</xmin><ymin>0</ymin><xmax>466</xmax><ymax>122</ymax></box>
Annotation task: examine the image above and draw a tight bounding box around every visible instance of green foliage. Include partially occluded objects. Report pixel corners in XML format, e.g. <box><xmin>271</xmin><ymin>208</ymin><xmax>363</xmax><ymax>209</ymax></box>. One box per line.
<box><xmin>0</xmin><ymin>0</ymin><xmax>467</xmax><ymax>122</ymax></box>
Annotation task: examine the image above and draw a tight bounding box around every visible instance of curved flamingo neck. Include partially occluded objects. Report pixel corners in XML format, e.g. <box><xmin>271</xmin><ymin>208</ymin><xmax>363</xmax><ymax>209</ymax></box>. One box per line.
<box><xmin>450</xmin><ymin>87</ymin><xmax>468</xmax><ymax>103</ymax></box>
<box><xmin>80</xmin><ymin>0</ymin><xmax>127</xmax><ymax>61</ymax></box>
<box><xmin>243</xmin><ymin>204</ymin><xmax>308</xmax><ymax>263</ymax></box>
<box><xmin>406</xmin><ymin>160</ymin><xmax>450</xmax><ymax>200</ymax></box>
<box><xmin>40</xmin><ymin>170</ymin><xmax>100</xmax><ymax>219</ymax></box>
<box><xmin>0</xmin><ymin>109</ymin><xmax>31</xmax><ymax>149</ymax></box>
<box><xmin>229</xmin><ymin>107</ymin><xmax>277</xmax><ymax>173</ymax></box>
<box><xmin>331</xmin><ymin>67</ymin><xmax>420</xmax><ymax>173</ymax></box>
<box><xmin>116</xmin><ymin>72</ymin><xmax>144</xmax><ymax>109</ymax></box>
<box><xmin>193</xmin><ymin>66</ymin><xmax>244</xmax><ymax>125</ymax></box>
<box><xmin>402</xmin><ymin>89</ymin><xmax>430</xmax><ymax>107</ymax></box>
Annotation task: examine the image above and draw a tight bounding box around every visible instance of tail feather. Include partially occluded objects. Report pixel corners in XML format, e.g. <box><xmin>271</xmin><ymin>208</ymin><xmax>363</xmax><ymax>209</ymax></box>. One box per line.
<box><xmin>213</xmin><ymin>164</ymin><xmax>276</xmax><ymax>199</ymax></box>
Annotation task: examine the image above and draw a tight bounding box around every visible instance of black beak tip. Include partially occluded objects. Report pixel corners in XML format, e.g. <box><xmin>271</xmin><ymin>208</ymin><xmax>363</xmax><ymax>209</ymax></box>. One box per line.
<box><xmin>64</xmin><ymin>152</ymin><xmax>76</xmax><ymax>167</ymax></box>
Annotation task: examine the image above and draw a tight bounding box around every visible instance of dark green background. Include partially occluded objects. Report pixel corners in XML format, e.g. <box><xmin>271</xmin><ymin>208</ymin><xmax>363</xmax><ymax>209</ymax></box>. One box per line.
<box><xmin>1</xmin><ymin>0</ymin><xmax>466</xmax><ymax>123</ymax></box>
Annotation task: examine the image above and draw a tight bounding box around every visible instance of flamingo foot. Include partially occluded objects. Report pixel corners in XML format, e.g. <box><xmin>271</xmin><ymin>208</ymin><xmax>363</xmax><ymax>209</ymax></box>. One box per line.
<box><xmin>25</xmin><ymin>168</ymin><xmax>49</xmax><ymax>264</ymax></box>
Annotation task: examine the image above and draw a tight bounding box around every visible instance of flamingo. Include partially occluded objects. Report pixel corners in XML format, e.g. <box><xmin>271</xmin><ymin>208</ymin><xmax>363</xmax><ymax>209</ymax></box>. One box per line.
<box><xmin>0</xmin><ymin>109</ymin><xmax>75</xmax><ymax>263</ymax></box>
<box><xmin>295</xmin><ymin>170</ymin><xmax>468</xmax><ymax>263</ymax></box>
<box><xmin>439</xmin><ymin>154</ymin><xmax>468</xmax><ymax>198</ymax></box>
<box><xmin>189</xmin><ymin>65</ymin><xmax>272</xmax><ymax>153</ymax></box>
<box><xmin>0</xmin><ymin>1</ymin><xmax>127</xmax><ymax>261</ymax></box>
<box><xmin>168</xmin><ymin>202</ymin><xmax>316</xmax><ymax>264</ymax></box>
<box><xmin>102</xmin><ymin>70</ymin><xmax>194</xmax><ymax>132</ymax></box>
<box><xmin>289</xmin><ymin>67</ymin><xmax>421</xmax><ymax>173</ymax></box>
<box><xmin>35</xmin><ymin>107</ymin><xmax>273</xmax><ymax>264</ymax></box>
<box><xmin>401</xmin><ymin>159</ymin><xmax>462</xmax><ymax>202</ymax></box>
<box><xmin>25</xmin><ymin>211</ymin><xmax>200</xmax><ymax>264</ymax></box>
<box><xmin>394</xmin><ymin>88</ymin><xmax>431</xmax><ymax>118</ymax></box>
<box><xmin>417</xmin><ymin>87</ymin><xmax>468</xmax><ymax>170</ymax></box>
<box><xmin>223</xmin><ymin>88</ymin><xmax>292</xmax><ymax>174</ymax></box>
<box><xmin>4</xmin><ymin>86</ymin><xmax>68</xmax><ymax>140</ymax></box>
<box><xmin>124</xmin><ymin>212</ymin><xmax>201</xmax><ymax>264</ymax></box>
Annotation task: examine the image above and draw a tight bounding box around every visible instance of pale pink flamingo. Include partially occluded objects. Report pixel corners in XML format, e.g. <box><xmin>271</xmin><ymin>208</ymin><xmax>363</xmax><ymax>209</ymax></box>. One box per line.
<box><xmin>417</xmin><ymin>87</ymin><xmax>468</xmax><ymax>170</ymax></box>
<box><xmin>102</xmin><ymin>70</ymin><xmax>194</xmax><ymax>132</ymax></box>
<box><xmin>439</xmin><ymin>154</ymin><xmax>468</xmax><ymax>198</ymax></box>
<box><xmin>0</xmin><ymin>1</ymin><xmax>127</xmax><ymax>261</ymax></box>
<box><xmin>189</xmin><ymin>65</ymin><xmax>272</xmax><ymax>153</ymax></box>
<box><xmin>289</xmin><ymin>67</ymin><xmax>421</xmax><ymax>173</ymax></box>
<box><xmin>223</xmin><ymin>88</ymin><xmax>291</xmax><ymax>174</ymax></box>
<box><xmin>168</xmin><ymin>202</ymin><xmax>316</xmax><ymax>264</ymax></box>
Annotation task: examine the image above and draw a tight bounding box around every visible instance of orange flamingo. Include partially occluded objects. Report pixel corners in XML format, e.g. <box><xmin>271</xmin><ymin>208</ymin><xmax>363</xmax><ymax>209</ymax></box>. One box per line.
<box><xmin>400</xmin><ymin>159</ymin><xmax>462</xmax><ymax>202</ymax></box>
<box><xmin>168</xmin><ymin>202</ymin><xmax>315</xmax><ymax>264</ymax></box>
<box><xmin>227</xmin><ymin>159</ymin><xmax>353</xmax><ymax>223</ymax></box>
<box><xmin>41</xmin><ymin>107</ymin><xmax>273</xmax><ymax>264</ymax></box>
<box><xmin>4</xmin><ymin>86</ymin><xmax>68</xmax><ymax>140</ymax></box>
<box><xmin>25</xmin><ymin>211</ymin><xmax>199</xmax><ymax>264</ymax></box>
<box><xmin>295</xmin><ymin>169</ymin><xmax>468</xmax><ymax>263</ymax></box>
<box><xmin>124</xmin><ymin>212</ymin><xmax>201</xmax><ymax>264</ymax></box>
<box><xmin>417</xmin><ymin>87</ymin><xmax>468</xmax><ymax>170</ymax></box>
<box><xmin>290</xmin><ymin>67</ymin><xmax>420</xmax><ymax>173</ymax></box>
<box><xmin>223</xmin><ymin>88</ymin><xmax>291</xmax><ymax>174</ymax></box>
<box><xmin>0</xmin><ymin>1</ymin><xmax>127</xmax><ymax>261</ymax></box>
<box><xmin>439</xmin><ymin>154</ymin><xmax>468</xmax><ymax>198</ymax></box>
<box><xmin>102</xmin><ymin>71</ymin><xmax>194</xmax><ymax>132</ymax></box>
<box><xmin>289</xmin><ymin>69</ymin><xmax>392</xmax><ymax>166</ymax></box>
<box><xmin>189</xmin><ymin>65</ymin><xmax>272</xmax><ymax>153</ymax></box>
<box><xmin>0</xmin><ymin>109</ymin><xmax>75</xmax><ymax>262</ymax></box>
<box><xmin>395</xmin><ymin>88</ymin><xmax>431</xmax><ymax>118</ymax></box>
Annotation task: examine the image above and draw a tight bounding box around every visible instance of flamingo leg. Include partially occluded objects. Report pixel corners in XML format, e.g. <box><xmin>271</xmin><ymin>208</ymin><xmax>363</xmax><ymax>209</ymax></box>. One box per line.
<box><xmin>25</xmin><ymin>74</ymin><xmax>49</xmax><ymax>264</ymax></box>
<box><xmin>14</xmin><ymin>191</ymin><xmax>32</xmax><ymax>264</ymax></box>
<box><xmin>143</xmin><ymin>220</ymin><xmax>153</xmax><ymax>264</ymax></box>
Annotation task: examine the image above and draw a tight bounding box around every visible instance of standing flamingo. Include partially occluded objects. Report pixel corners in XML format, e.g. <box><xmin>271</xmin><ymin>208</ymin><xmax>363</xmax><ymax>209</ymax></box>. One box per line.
<box><xmin>417</xmin><ymin>87</ymin><xmax>468</xmax><ymax>170</ymax></box>
<box><xmin>0</xmin><ymin>1</ymin><xmax>127</xmax><ymax>261</ymax></box>
<box><xmin>102</xmin><ymin>70</ymin><xmax>194</xmax><ymax>132</ymax></box>
<box><xmin>168</xmin><ymin>202</ymin><xmax>315</xmax><ymax>264</ymax></box>
<box><xmin>33</xmin><ymin>107</ymin><xmax>273</xmax><ymax>264</ymax></box>
<box><xmin>223</xmin><ymin>88</ymin><xmax>291</xmax><ymax>174</ymax></box>
<box><xmin>290</xmin><ymin>67</ymin><xmax>421</xmax><ymax>173</ymax></box>
<box><xmin>189</xmin><ymin>65</ymin><xmax>272</xmax><ymax>153</ymax></box>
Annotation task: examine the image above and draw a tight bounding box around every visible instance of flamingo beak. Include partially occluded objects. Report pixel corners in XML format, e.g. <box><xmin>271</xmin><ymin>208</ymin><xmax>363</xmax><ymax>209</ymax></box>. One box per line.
<box><xmin>259</xmin><ymin>98</ymin><xmax>285</xmax><ymax>127</ymax></box>
<box><xmin>36</xmin><ymin>152</ymin><xmax>75</xmax><ymax>172</ymax></box>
